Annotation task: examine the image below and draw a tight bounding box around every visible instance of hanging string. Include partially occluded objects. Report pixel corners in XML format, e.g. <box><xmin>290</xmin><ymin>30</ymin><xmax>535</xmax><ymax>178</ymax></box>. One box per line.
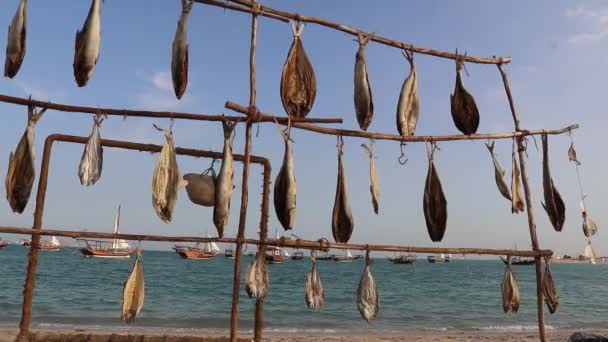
<box><xmin>398</xmin><ymin>141</ymin><xmax>408</xmax><ymax>165</ymax></box>
<box><xmin>568</xmin><ymin>131</ymin><xmax>585</xmax><ymax>201</ymax></box>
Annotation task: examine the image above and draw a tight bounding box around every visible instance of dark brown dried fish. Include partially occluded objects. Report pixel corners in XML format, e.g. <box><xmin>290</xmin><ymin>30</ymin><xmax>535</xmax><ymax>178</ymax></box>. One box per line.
<box><xmin>568</xmin><ymin>142</ymin><xmax>580</xmax><ymax>166</ymax></box>
<box><xmin>423</xmin><ymin>144</ymin><xmax>447</xmax><ymax>242</ymax></box>
<box><xmin>73</xmin><ymin>0</ymin><xmax>102</xmax><ymax>87</ymax></box>
<box><xmin>541</xmin><ymin>258</ymin><xmax>559</xmax><ymax>314</ymax></box>
<box><xmin>511</xmin><ymin>151</ymin><xmax>524</xmax><ymax>214</ymax></box>
<box><xmin>171</xmin><ymin>0</ymin><xmax>193</xmax><ymax>100</ymax></box>
<box><xmin>280</xmin><ymin>22</ymin><xmax>316</xmax><ymax>119</ymax></box>
<box><xmin>354</xmin><ymin>33</ymin><xmax>373</xmax><ymax>131</ymax></box>
<box><xmin>485</xmin><ymin>142</ymin><xmax>511</xmax><ymax>201</ymax></box>
<box><xmin>450</xmin><ymin>57</ymin><xmax>479</xmax><ymax>135</ymax></box>
<box><xmin>274</xmin><ymin>124</ymin><xmax>297</xmax><ymax>231</ymax></box>
<box><xmin>396</xmin><ymin>50</ymin><xmax>419</xmax><ymax>136</ymax></box>
<box><xmin>4</xmin><ymin>0</ymin><xmax>27</xmax><ymax>78</ymax></box>
<box><xmin>501</xmin><ymin>256</ymin><xmax>520</xmax><ymax>314</ymax></box>
<box><xmin>357</xmin><ymin>254</ymin><xmax>378</xmax><ymax>322</ymax></box>
<box><xmin>541</xmin><ymin>134</ymin><xmax>565</xmax><ymax>232</ymax></box>
<box><xmin>332</xmin><ymin>137</ymin><xmax>354</xmax><ymax>243</ymax></box>
<box><xmin>184</xmin><ymin>173</ymin><xmax>215</xmax><ymax>207</ymax></box>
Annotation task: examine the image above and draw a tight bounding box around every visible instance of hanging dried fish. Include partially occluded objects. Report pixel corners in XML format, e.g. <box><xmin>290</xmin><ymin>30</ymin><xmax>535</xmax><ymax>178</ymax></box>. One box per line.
<box><xmin>396</xmin><ymin>49</ymin><xmax>419</xmax><ymax>136</ymax></box>
<box><xmin>422</xmin><ymin>143</ymin><xmax>447</xmax><ymax>242</ymax></box>
<box><xmin>151</xmin><ymin>124</ymin><xmax>184</xmax><ymax>223</ymax></box>
<box><xmin>245</xmin><ymin>252</ymin><xmax>269</xmax><ymax>299</ymax></box>
<box><xmin>450</xmin><ymin>56</ymin><xmax>479</xmax><ymax>135</ymax></box>
<box><xmin>332</xmin><ymin>137</ymin><xmax>354</xmax><ymax>243</ymax></box>
<box><xmin>581</xmin><ymin>200</ymin><xmax>598</xmax><ymax>237</ymax></box>
<box><xmin>274</xmin><ymin>122</ymin><xmax>297</xmax><ymax>231</ymax></box>
<box><xmin>305</xmin><ymin>253</ymin><xmax>324</xmax><ymax>310</ymax></box>
<box><xmin>5</xmin><ymin>101</ymin><xmax>45</xmax><ymax>213</ymax></box>
<box><xmin>183</xmin><ymin>161</ymin><xmax>216</xmax><ymax>207</ymax></box>
<box><xmin>354</xmin><ymin>33</ymin><xmax>374</xmax><ymax>131</ymax></box>
<box><xmin>73</xmin><ymin>0</ymin><xmax>102</xmax><ymax>87</ymax></box>
<box><xmin>280</xmin><ymin>22</ymin><xmax>316</xmax><ymax>119</ymax></box>
<box><xmin>78</xmin><ymin>114</ymin><xmax>104</xmax><ymax>187</ymax></box>
<box><xmin>361</xmin><ymin>142</ymin><xmax>380</xmax><ymax>214</ymax></box>
<box><xmin>171</xmin><ymin>0</ymin><xmax>193</xmax><ymax>100</ymax></box>
<box><xmin>4</xmin><ymin>0</ymin><xmax>27</xmax><ymax>78</ymax></box>
<box><xmin>357</xmin><ymin>252</ymin><xmax>378</xmax><ymax>322</ymax></box>
<box><xmin>510</xmin><ymin>150</ymin><xmax>524</xmax><ymax>214</ymax></box>
<box><xmin>485</xmin><ymin>142</ymin><xmax>511</xmax><ymax>201</ymax></box>
<box><xmin>213</xmin><ymin>121</ymin><xmax>236</xmax><ymax>238</ymax></box>
<box><xmin>541</xmin><ymin>258</ymin><xmax>559</xmax><ymax>314</ymax></box>
<box><xmin>122</xmin><ymin>248</ymin><xmax>145</xmax><ymax>324</ymax></box>
<box><xmin>541</xmin><ymin>134</ymin><xmax>565</xmax><ymax>232</ymax></box>
<box><xmin>568</xmin><ymin>142</ymin><xmax>580</xmax><ymax>166</ymax></box>
<box><xmin>501</xmin><ymin>256</ymin><xmax>520</xmax><ymax>314</ymax></box>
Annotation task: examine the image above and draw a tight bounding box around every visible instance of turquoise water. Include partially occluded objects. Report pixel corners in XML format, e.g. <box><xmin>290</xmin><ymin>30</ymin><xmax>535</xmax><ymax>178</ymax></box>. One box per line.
<box><xmin>0</xmin><ymin>245</ymin><xmax>606</xmax><ymax>334</ymax></box>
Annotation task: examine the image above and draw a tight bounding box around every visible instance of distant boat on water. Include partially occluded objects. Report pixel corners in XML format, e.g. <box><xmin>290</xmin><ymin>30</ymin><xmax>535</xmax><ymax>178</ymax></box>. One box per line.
<box><xmin>500</xmin><ymin>256</ymin><xmax>535</xmax><ymax>265</ymax></box>
<box><xmin>291</xmin><ymin>251</ymin><xmax>304</xmax><ymax>260</ymax></box>
<box><xmin>225</xmin><ymin>248</ymin><xmax>235</xmax><ymax>259</ymax></box>
<box><xmin>333</xmin><ymin>249</ymin><xmax>354</xmax><ymax>263</ymax></box>
<box><xmin>77</xmin><ymin>204</ymin><xmax>132</xmax><ymax>258</ymax></box>
<box><xmin>38</xmin><ymin>236</ymin><xmax>61</xmax><ymax>251</ymax></box>
<box><xmin>428</xmin><ymin>253</ymin><xmax>450</xmax><ymax>263</ymax></box>
<box><xmin>391</xmin><ymin>254</ymin><xmax>417</xmax><ymax>264</ymax></box>
<box><xmin>173</xmin><ymin>234</ymin><xmax>221</xmax><ymax>260</ymax></box>
<box><xmin>0</xmin><ymin>238</ymin><xmax>8</xmax><ymax>249</ymax></box>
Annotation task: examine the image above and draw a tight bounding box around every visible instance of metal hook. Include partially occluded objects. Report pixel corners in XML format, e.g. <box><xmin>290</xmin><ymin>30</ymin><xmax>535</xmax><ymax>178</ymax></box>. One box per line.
<box><xmin>398</xmin><ymin>141</ymin><xmax>408</xmax><ymax>165</ymax></box>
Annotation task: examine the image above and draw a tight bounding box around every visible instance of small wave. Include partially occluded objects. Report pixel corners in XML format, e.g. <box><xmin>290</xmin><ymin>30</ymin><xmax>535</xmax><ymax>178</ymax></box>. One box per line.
<box><xmin>475</xmin><ymin>325</ymin><xmax>555</xmax><ymax>331</ymax></box>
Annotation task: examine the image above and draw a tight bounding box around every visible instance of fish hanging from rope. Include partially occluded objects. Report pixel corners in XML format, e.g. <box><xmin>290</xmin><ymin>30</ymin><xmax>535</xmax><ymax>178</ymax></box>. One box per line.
<box><xmin>213</xmin><ymin>121</ymin><xmax>236</xmax><ymax>238</ymax></box>
<box><xmin>5</xmin><ymin>100</ymin><xmax>45</xmax><ymax>213</ymax></box>
<box><xmin>541</xmin><ymin>258</ymin><xmax>559</xmax><ymax>314</ymax></box>
<box><xmin>122</xmin><ymin>248</ymin><xmax>144</xmax><ymax>323</ymax></box>
<box><xmin>73</xmin><ymin>0</ymin><xmax>102</xmax><ymax>87</ymax></box>
<box><xmin>171</xmin><ymin>0</ymin><xmax>193</xmax><ymax>99</ymax></box>
<box><xmin>396</xmin><ymin>49</ymin><xmax>420</xmax><ymax>137</ymax></box>
<box><xmin>354</xmin><ymin>33</ymin><xmax>374</xmax><ymax>131</ymax></box>
<box><xmin>581</xmin><ymin>199</ymin><xmax>598</xmax><ymax>237</ymax></box>
<box><xmin>245</xmin><ymin>251</ymin><xmax>268</xmax><ymax>299</ymax></box>
<box><xmin>423</xmin><ymin>143</ymin><xmax>447</xmax><ymax>242</ymax></box>
<box><xmin>501</xmin><ymin>256</ymin><xmax>520</xmax><ymax>314</ymax></box>
<box><xmin>78</xmin><ymin>114</ymin><xmax>104</xmax><ymax>186</ymax></box>
<box><xmin>4</xmin><ymin>0</ymin><xmax>27</xmax><ymax>78</ymax></box>
<box><xmin>510</xmin><ymin>148</ymin><xmax>524</xmax><ymax>214</ymax></box>
<box><xmin>357</xmin><ymin>252</ymin><xmax>378</xmax><ymax>322</ymax></box>
<box><xmin>485</xmin><ymin>141</ymin><xmax>511</xmax><ymax>202</ymax></box>
<box><xmin>305</xmin><ymin>253</ymin><xmax>324</xmax><ymax>310</ymax></box>
<box><xmin>450</xmin><ymin>55</ymin><xmax>479</xmax><ymax>135</ymax></box>
<box><xmin>273</xmin><ymin>121</ymin><xmax>297</xmax><ymax>231</ymax></box>
<box><xmin>361</xmin><ymin>142</ymin><xmax>380</xmax><ymax>214</ymax></box>
<box><xmin>332</xmin><ymin>137</ymin><xmax>354</xmax><ymax>243</ymax></box>
<box><xmin>541</xmin><ymin>134</ymin><xmax>565</xmax><ymax>232</ymax></box>
<box><xmin>280</xmin><ymin>21</ymin><xmax>316</xmax><ymax>119</ymax></box>
<box><xmin>184</xmin><ymin>160</ymin><xmax>217</xmax><ymax>207</ymax></box>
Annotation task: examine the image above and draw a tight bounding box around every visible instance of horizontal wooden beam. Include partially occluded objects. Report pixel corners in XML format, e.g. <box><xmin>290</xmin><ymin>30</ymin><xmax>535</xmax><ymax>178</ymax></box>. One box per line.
<box><xmin>193</xmin><ymin>0</ymin><xmax>289</xmax><ymax>22</ymax></box>
<box><xmin>225</xmin><ymin>101</ymin><xmax>579</xmax><ymax>142</ymax></box>
<box><xmin>201</xmin><ymin>0</ymin><xmax>511</xmax><ymax>65</ymax></box>
<box><xmin>0</xmin><ymin>226</ymin><xmax>553</xmax><ymax>258</ymax></box>
<box><xmin>0</xmin><ymin>94</ymin><xmax>342</xmax><ymax>125</ymax></box>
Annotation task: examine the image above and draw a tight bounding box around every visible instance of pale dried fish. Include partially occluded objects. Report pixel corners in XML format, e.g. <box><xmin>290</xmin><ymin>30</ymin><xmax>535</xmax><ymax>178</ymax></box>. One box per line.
<box><xmin>485</xmin><ymin>142</ymin><xmax>511</xmax><ymax>201</ymax></box>
<box><xmin>396</xmin><ymin>49</ymin><xmax>420</xmax><ymax>136</ymax></box>
<box><xmin>5</xmin><ymin>101</ymin><xmax>45</xmax><ymax>213</ymax></box>
<box><xmin>4</xmin><ymin>0</ymin><xmax>27</xmax><ymax>78</ymax></box>
<box><xmin>245</xmin><ymin>251</ymin><xmax>269</xmax><ymax>299</ymax></box>
<box><xmin>580</xmin><ymin>200</ymin><xmax>598</xmax><ymax>237</ymax></box>
<box><xmin>213</xmin><ymin>121</ymin><xmax>236</xmax><ymax>238</ymax></box>
<box><xmin>510</xmin><ymin>151</ymin><xmax>524</xmax><ymax>214</ymax></box>
<box><xmin>122</xmin><ymin>248</ymin><xmax>144</xmax><ymax>324</ymax></box>
<box><xmin>568</xmin><ymin>142</ymin><xmax>580</xmax><ymax>166</ymax></box>
<box><xmin>541</xmin><ymin>258</ymin><xmax>559</xmax><ymax>314</ymax></box>
<box><xmin>450</xmin><ymin>56</ymin><xmax>479</xmax><ymax>135</ymax></box>
<box><xmin>354</xmin><ymin>33</ymin><xmax>374</xmax><ymax>131</ymax></box>
<box><xmin>73</xmin><ymin>0</ymin><xmax>102</xmax><ymax>87</ymax></box>
<box><xmin>274</xmin><ymin>123</ymin><xmax>297</xmax><ymax>231</ymax></box>
<box><xmin>305</xmin><ymin>253</ymin><xmax>324</xmax><ymax>310</ymax></box>
<box><xmin>541</xmin><ymin>134</ymin><xmax>565</xmax><ymax>232</ymax></box>
<box><xmin>423</xmin><ymin>144</ymin><xmax>447</xmax><ymax>242</ymax></box>
<box><xmin>171</xmin><ymin>0</ymin><xmax>193</xmax><ymax>99</ymax></box>
<box><xmin>361</xmin><ymin>143</ymin><xmax>380</xmax><ymax>214</ymax></box>
<box><xmin>280</xmin><ymin>22</ymin><xmax>316</xmax><ymax>119</ymax></box>
<box><xmin>332</xmin><ymin>137</ymin><xmax>354</xmax><ymax>243</ymax></box>
<box><xmin>357</xmin><ymin>254</ymin><xmax>378</xmax><ymax>322</ymax></box>
<box><xmin>78</xmin><ymin>114</ymin><xmax>104</xmax><ymax>186</ymax></box>
<box><xmin>152</xmin><ymin>125</ymin><xmax>184</xmax><ymax>223</ymax></box>
<box><xmin>501</xmin><ymin>256</ymin><xmax>520</xmax><ymax>314</ymax></box>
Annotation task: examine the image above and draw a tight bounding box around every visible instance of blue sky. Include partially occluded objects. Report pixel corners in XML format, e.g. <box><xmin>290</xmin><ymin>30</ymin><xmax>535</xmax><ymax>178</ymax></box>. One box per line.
<box><xmin>0</xmin><ymin>1</ymin><xmax>606</xmax><ymax>256</ymax></box>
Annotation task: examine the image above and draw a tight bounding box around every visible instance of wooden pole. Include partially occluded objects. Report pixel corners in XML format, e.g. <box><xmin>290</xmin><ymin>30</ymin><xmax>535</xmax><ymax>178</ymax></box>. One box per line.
<box><xmin>497</xmin><ymin>64</ymin><xmax>546</xmax><ymax>342</ymax></box>
<box><xmin>193</xmin><ymin>0</ymin><xmax>289</xmax><ymax>22</ymax></box>
<box><xmin>227</xmin><ymin>101</ymin><xmax>578</xmax><ymax>143</ymax></box>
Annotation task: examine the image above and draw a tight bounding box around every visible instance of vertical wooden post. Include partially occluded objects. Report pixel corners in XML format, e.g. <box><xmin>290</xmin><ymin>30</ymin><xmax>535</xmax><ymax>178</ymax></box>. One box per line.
<box><xmin>16</xmin><ymin>133</ymin><xmax>54</xmax><ymax>341</ymax></box>
<box><xmin>229</xmin><ymin>1</ymin><xmax>259</xmax><ymax>341</ymax></box>
<box><xmin>497</xmin><ymin>64</ymin><xmax>546</xmax><ymax>342</ymax></box>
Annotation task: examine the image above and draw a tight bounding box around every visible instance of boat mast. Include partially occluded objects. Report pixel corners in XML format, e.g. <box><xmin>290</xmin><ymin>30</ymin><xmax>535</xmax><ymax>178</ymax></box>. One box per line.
<box><xmin>112</xmin><ymin>204</ymin><xmax>121</xmax><ymax>249</ymax></box>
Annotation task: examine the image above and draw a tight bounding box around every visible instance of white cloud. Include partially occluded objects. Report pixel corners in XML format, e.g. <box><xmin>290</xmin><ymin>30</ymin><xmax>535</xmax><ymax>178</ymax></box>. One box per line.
<box><xmin>566</xmin><ymin>7</ymin><xmax>608</xmax><ymax>43</ymax></box>
<box><xmin>14</xmin><ymin>80</ymin><xmax>66</xmax><ymax>101</ymax></box>
<box><xmin>151</xmin><ymin>71</ymin><xmax>173</xmax><ymax>92</ymax></box>
<box><xmin>134</xmin><ymin>70</ymin><xmax>196</xmax><ymax>111</ymax></box>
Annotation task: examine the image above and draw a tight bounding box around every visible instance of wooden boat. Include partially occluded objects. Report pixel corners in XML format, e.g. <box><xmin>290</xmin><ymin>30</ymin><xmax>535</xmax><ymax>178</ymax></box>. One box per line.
<box><xmin>333</xmin><ymin>249</ymin><xmax>354</xmax><ymax>263</ymax></box>
<box><xmin>174</xmin><ymin>235</ymin><xmax>221</xmax><ymax>259</ymax></box>
<box><xmin>38</xmin><ymin>236</ymin><xmax>61</xmax><ymax>251</ymax></box>
<box><xmin>427</xmin><ymin>253</ymin><xmax>450</xmax><ymax>263</ymax></box>
<box><xmin>500</xmin><ymin>256</ymin><xmax>535</xmax><ymax>265</ymax></box>
<box><xmin>266</xmin><ymin>246</ymin><xmax>285</xmax><ymax>264</ymax></box>
<box><xmin>392</xmin><ymin>254</ymin><xmax>417</xmax><ymax>264</ymax></box>
<box><xmin>316</xmin><ymin>253</ymin><xmax>333</xmax><ymax>261</ymax></box>
<box><xmin>19</xmin><ymin>239</ymin><xmax>30</xmax><ymax>246</ymax></box>
<box><xmin>77</xmin><ymin>204</ymin><xmax>132</xmax><ymax>259</ymax></box>
<box><xmin>291</xmin><ymin>251</ymin><xmax>304</xmax><ymax>260</ymax></box>
<box><xmin>225</xmin><ymin>248</ymin><xmax>235</xmax><ymax>259</ymax></box>
<box><xmin>0</xmin><ymin>239</ymin><xmax>8</xmax><ymax>249</ymax></box>
<box><xmin>353</xmin><ymin>254</ymin><xmax>364</xmax><ymax>260</ymax></box>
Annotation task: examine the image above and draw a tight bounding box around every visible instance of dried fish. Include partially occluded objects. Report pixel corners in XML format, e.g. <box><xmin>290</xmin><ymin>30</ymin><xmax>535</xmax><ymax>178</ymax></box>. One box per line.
<box><xmin>73</xmin><ymin>0</ymin><xmax>102</xmax><ymax>87</ymax></box>
<box><xmin>485</xmin><ymin>142</ymin><xmax>511</xmax><ymax>201</ymax></box>
<box><xmin>4</xmin><ymin>0</ymin><xmax>27</xmax><ymax>78</ymax></box>
<box><xmin>581</xmin><ymin>200</ymin><xmax>598</xmax><ymax>237</ymax></box>
<box><xmin>510</xmin><ymin>151</ymin><xmax>524</xmax><ymax>214</ymax></box>
<box><xmin>357</xmin><ymin>254</ymin><xmax>378</xmax><ymax>322</ymax></box>
<box><xmin>423</xmin><ymin>144</ymin><xmax>447</xmax><ymax>242</ymax></box>
<box><xmin>305</xmin><ymin>253</ymin><xmax>324</xmax><ymax>310</ymax></box>
<box><xmin>361</xmin><ymin>143</ymin><xmax>380</xmax><ymax>214</ymax></box>
<box><xmin>280</xmin><ymin>22</ymin><xmax>316</xmax><ymax>119</ymax></box>
<box><xmin>354</xmin><ymin>33</ymin><xmax>374</xmax><ymax>131</ymax></box>
<box><xmin>450</xmin><ymin>57</ymin><xmax>479</xmax><ymax>135</ymax></box>
<box><xmin>151</xmin><ymin>125</ymin><xmax>184</xmax><ymax>223</ymax></box>
<box><xmin>184</xmin><ymin>173</ymin><xmax>215</xmax><ymax>207</ymax></box>
<box><xmin>78</xmin><ymin>114</ymin><xmax>104</xmax><ymax>186</ymax></box>
<box><xmin>332</xmin><ymin>137</ymin><xmax>354</xmax><ymax>243</ymax></box>
<box><xmin>122</xmin><ymin>248</ymin><xmax>145</xmax><ymax>324</ymax></box>
<box><xmin>213</xmin><ymin>121</ymin><xmax>236</xmax><ymax>238</ymax></box>
<box><xmin>396</xmin><ymin>50</ymin><xmax>419</xmax><ymax>136</ymax></box>
<box><xmin>501</xmin><ymin>256</ymin><xmax>520</xmax><ymax>314</ymax></box>
<box><xmin>5</xmin><ymin>102</ymin><xmax>45</xmax><ymax>213</ymax></box>
<box><xmin>171</xmin><ymin>0</ymin><xmax>193</xmax><ymax>100</ymax></box>
<box><xmin>274</xmin><ymin>124</ymin><xmax>297</xmax><ymax>231</ymax></box>
<box><xmin>245</xmin><ymin>252</ymin><xmax>269</xmax><ymax>299</ymax></box>
<box><xmin>541</xmin><ymin>134</ymin><xmax>565</xmax><ymax>232</ymax></box>
<box><xmin>541</xmin><ymin>259</ymin><xmax>559</xmax><ymax>314</ymax></box>
<box><xmin>568</xmin><ymin>142</ymin><xmax>580</xmax><ymax>166</ymax></box>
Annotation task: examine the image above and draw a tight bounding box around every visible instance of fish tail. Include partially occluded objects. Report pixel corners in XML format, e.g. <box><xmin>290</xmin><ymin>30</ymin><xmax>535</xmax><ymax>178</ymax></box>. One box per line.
<box><xmin>222</xmin><ymin>121</ymin><xmax>236</xmax><ymax>139</ymax></box>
